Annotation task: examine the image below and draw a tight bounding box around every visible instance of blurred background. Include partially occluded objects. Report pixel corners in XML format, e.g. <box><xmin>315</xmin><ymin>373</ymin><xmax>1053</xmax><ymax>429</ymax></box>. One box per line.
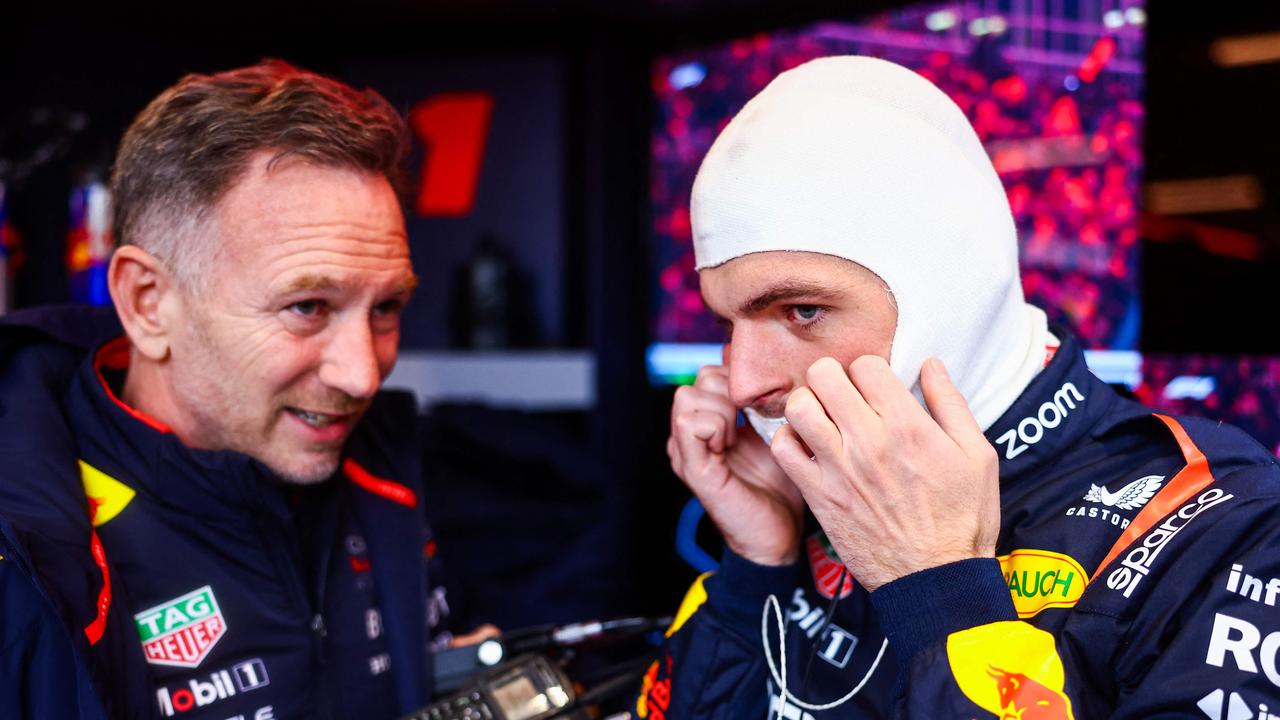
<box><xmin>4</xmin><ymin>0</ymin><xmax>1280</xmax><ymax>632</ymax></box>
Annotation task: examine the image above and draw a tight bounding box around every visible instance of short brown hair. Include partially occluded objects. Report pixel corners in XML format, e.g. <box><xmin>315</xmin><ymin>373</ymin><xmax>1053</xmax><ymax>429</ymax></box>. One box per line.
<box><xmin>110</xmin><ymin>59</ymin><xmax>408</xmax><ymax>286</ymax></box>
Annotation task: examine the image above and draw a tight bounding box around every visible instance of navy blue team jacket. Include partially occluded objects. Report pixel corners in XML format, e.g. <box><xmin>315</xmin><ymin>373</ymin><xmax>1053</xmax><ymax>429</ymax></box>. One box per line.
<box><xmin>640</xmin><ymin>330</ymin><xmax>1280</xmax><ymax>719</ymax></box>
<box><xmin>0</xmin><ymin>306</ymin><xmax>451</xmax><ymax>719</ymax></box>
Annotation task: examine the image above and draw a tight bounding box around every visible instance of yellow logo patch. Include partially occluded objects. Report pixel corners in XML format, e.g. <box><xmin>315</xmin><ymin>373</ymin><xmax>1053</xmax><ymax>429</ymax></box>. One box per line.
<box><xmin>635</xmin><ymin>660</ymin><xmax>657</xmax><ymax>717</ymax></box>
<box><xmin>664</xmin><ymin>571</ymin><xmax>711</xmax><ymax>638</ymax></box>
<box><xmin>998</xmin><ymin>549</ymin><xmax>1087</xmax><ymax>618</ymax></box>
<box><xmin>947</xmin><ymin>621</ymin><xmax>1075</xmax><ymax>719</ymax></box>
<box><xmin>80</xmin><ymin>460</ymin><xmax>136</xmax><ymax>527</ymax></box>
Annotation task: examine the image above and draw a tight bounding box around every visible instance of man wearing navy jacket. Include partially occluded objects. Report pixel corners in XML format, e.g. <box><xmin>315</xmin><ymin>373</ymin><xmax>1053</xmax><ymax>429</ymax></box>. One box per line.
<box><xmin>0</xmin><ymin>61</ymin><xmax>485</xmax><ymax>718</ymax></box>
<box><xmin>642</xmin><ymin>56</ymin><xmax>1280</xmax><ymax>718</ymax></box>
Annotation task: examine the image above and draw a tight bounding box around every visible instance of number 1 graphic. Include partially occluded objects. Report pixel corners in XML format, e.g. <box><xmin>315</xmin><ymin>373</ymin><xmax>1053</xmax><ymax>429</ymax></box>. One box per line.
<box><xmin>410</xmin><ymin>92</ymin><xmax>494</xmax><ymax>217</ymax></box>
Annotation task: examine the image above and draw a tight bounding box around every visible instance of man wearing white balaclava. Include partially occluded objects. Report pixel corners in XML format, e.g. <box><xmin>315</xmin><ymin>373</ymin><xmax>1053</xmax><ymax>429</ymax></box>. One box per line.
<box><xmin>648</xmin><ymin>55</ymin><xmax>1280</xmax><ymax>720</ymax></box>
<box><xmin>692</xmin><ymin>56</ymin><xmax>1050</xmax><ymax>436</ymax></box>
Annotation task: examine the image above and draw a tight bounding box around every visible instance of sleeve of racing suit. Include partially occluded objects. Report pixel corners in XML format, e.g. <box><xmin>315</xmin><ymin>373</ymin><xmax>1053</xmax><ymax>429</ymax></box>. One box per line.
<box><xmin>869</xmin><ymin>480</ymin><xmax>1280</xmax><ymax>719</ymax></box>
<box><xmin>637</xmin><ymin>549</ymin><xmax>801</xmax><ymax>720</ymax></box>
<box><xmin>0</xmin><ymin>542</ymin><xmax>108</xmax><ymax>719</ymax></box>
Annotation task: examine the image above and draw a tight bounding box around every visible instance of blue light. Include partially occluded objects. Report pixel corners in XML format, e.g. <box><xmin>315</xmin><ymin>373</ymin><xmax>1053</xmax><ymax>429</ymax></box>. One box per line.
<box><xmin>669</xmin><ymin>62</ymin><xmax>708</xmax><ymax>91</ymax></box>
<box><xmin>647</xmin><ymin>342</ymin><xmax>723</xmax><ymax>385</ymax></box>
<box><xmin>1164</xmin><ymin>376</ymin><xmax>1217</xmax><ymax>402</ymax></box>
<box><xmin>1083</xmin><ymin>349</ymin><xmax>1143</xmax><ymax>389</ymax></box>
<box><xmin>1064</xmin><ymin>75</ymin><xmax>1081</xmax><ymax>92</ymax></box>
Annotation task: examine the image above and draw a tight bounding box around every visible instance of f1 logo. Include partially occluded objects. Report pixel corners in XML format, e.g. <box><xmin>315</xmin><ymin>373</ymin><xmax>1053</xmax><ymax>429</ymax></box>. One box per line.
<box><xmin>232</xmin><ymin>659</ymin><xmax>269</xmax><ymax>692</ymax></box>
<box><xmin>817</xmin><ymin>625</ymin><xmax>858</xmax><ymax>669</ymax></box>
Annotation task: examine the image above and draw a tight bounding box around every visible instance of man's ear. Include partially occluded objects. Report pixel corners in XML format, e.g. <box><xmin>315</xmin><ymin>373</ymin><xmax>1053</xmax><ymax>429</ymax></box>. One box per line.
<box><xmin>108</xmin><ymin>245</ymin><xmax>177</xmax><ymax>362</ymax></box>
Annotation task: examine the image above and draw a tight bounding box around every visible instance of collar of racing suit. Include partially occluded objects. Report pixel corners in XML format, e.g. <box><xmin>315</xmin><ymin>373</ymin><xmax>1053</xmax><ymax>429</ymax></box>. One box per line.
<box><xmin>65</xmin><ymin>335</ymin><xmax>294</xmax><ymax>523</ymax></box>
<box><xmin>64</xmin><ymin>335</ymin><xmax>437</xmax><ymax>714</ymax></box>
<box><xmin>984</xmin><ymin>327</ymin><xmax>1133</xmax><ymax>485</ymax></box>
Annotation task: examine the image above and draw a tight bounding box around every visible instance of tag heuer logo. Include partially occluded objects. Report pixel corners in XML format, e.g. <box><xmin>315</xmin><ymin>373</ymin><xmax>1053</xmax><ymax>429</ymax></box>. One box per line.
<box><xmin>134</xmin><ymin>586</ymin><xmax>227</xmax><ymax>668</ymax></box>
<box><xmin>807</xmin><ymin>532</ymin><xmax>854</xmax><ymax>600</ymax></box>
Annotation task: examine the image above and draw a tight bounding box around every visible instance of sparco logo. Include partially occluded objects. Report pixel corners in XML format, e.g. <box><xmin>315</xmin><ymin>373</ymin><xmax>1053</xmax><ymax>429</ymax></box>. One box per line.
<box><xmin>135</xmin><ymin>586</ymin><xmax>227</xmax><ymax>668</ymax></box>
<box><xmin>155</xmin><ymin>658</ymin><xmax>269</xmax><ymax>716</ymax></box>
<box><xmin>996</xmin><ymin>382</ymin><xmax>1085</xmax><ymax>460</ymax></box>
<box><xmin>1107</xmin><ymin>488</ymin><xmax>1234</xmax><ymax>598</ymax></box>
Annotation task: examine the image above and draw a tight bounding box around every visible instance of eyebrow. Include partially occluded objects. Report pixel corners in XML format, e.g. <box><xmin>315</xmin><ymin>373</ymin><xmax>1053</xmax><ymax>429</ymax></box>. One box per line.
<box><xmin>286</xmin><ymin>274</ymin><xmax>341</xmax><ymax>293</ymax></box>
<box><xmin>285</xmin><ymin>273</ymin><xmax>420</xmax><ymax>295</ymax></box>
<box><xmin>736</xmin><ymin>282</ymin><xmax>842</xmax><ymax>316</ymax></box>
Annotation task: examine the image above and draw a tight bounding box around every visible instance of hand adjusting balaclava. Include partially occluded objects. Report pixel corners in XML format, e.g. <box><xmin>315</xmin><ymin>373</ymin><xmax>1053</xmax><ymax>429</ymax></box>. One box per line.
<box><xmin>690</xmin><ymin>56</ymin><xmax>1050</xmax><ymax>441</ymax></box>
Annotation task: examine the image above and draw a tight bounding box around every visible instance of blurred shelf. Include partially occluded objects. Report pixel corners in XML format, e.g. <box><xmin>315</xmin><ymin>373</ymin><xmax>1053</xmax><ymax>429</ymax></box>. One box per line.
<box><xmin>385</xmin><ymin>350</ymin><xmax>595</xmax><ymax>411</ymax></box>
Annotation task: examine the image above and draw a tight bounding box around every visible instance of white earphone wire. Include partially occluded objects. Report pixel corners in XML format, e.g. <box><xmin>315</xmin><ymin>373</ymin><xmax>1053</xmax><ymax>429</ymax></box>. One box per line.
<box><xmin>761</xmin><ymin>594</ymin><xmax>889</xmax><ymax>715</ymax></box>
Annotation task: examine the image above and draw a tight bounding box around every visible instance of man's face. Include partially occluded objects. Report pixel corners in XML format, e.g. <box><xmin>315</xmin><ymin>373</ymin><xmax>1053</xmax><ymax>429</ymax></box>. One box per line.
<box><xmin>164</xmin><ymin>153</ymin><xmax>415</xmax><ymax>483</ymax></box>
<box><xmin>700</xmin><ymin>251</ymin><xmax>898</xmax><ymax>417</ymax></box>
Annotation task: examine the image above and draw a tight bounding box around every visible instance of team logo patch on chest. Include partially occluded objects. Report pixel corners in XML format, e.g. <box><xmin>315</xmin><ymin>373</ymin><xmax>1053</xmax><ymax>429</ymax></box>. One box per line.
<box><xmin>1083</xmin><ymin>475</ymin><xmax>1163</xmax><ymax>509</ymax></box>
<box><xmin>998</xmin><ymin>549</ymin><xmax>1087</xmax><ymax>618</ymax></box>
<box><xmin>807</xmin><ymin>532</ymin><xmax>855</xmax><ymax>600</ymax></box>
<box><xmin>135</xmin><ymin>586</ymin><xmax>227</xmax><ymax>668</ymax></box>
<box><xmin>1063</xmin><ymin>475</ymin><xmax>1163</xmax><ymax>529</ymax></box>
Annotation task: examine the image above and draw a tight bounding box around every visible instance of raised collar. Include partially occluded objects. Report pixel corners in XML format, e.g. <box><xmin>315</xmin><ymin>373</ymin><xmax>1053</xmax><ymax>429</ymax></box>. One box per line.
<box><xmin>65</xmin><ymin>337</ymin><xmax>286</xmax><ymax>520</ymax></box>
<box><xmin>985</xmin><ymin>329</ymin><xmax>1133</xmax><ymax>483</ymax></box>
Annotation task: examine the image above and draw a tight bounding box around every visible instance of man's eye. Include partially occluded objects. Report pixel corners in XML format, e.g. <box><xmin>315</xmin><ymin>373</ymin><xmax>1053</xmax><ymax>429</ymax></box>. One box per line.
<box><xmin>373</xmin><ymin>299</ymin><xmax>404</xmax><ymax>317</ymax></box>
<box><xmin>789</xmin><ymin>305</ymin><xmax>822</xmax><ymax>322</ymax></box>
<box><xmin>289</xmin><ymin>300</ymin><xmax>325</xmax><ymax>317</ymax></box>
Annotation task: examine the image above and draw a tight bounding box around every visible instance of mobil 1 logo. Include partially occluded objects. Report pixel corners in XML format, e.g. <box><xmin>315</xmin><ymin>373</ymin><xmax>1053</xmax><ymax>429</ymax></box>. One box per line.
<box><xmin>787</xmin><ymin>588</ymin><xmax>859</xmax><ymax>669</ymax></box>
<box><xmin>156</xmin><ymin>657</ymin><xmax>270</xmax><ymax>716</ymax></box>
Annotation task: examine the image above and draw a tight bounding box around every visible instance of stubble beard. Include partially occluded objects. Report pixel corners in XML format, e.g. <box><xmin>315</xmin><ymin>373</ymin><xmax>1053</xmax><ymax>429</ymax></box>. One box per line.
<box><xmin>177</xmin><ymin>316</ymin><xmax>344</xmax><ymax>486</ymax></box>
<box><xmin>272</xmin><ymin>447</ymin><xmax>343</xmax><ymax>485</ymax></box>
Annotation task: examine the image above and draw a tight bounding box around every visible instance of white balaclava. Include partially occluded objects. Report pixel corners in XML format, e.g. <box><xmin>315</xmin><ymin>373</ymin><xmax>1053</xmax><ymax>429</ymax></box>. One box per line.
<box><xmin>691</xmin><ymin>56</ymin><xmax>1050</xmax><ymax>440</ymax></box>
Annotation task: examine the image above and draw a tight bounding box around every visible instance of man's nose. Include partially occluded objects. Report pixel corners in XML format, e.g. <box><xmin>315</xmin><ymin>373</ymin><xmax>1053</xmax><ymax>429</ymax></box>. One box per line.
<box><xmin>319</xmin><ymin>317</ymin><xmax>383</xmax><ymax>400</ymax></box>
<box><xmin>724</xmin><ymin>328</ymin><xmax>786</xmax><ymax>410</ymax></box>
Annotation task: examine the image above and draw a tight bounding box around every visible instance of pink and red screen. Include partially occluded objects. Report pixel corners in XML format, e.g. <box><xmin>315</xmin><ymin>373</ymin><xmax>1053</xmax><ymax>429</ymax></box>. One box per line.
<box><xmin>650</xmin><ymin>3</ymin><xmax>1146</xmax><ymax>349</ymax></box>
<box><xmin>649</xmin><ymin>4</ymin><xmax>1280</xmax><ymax>454</ymax></box>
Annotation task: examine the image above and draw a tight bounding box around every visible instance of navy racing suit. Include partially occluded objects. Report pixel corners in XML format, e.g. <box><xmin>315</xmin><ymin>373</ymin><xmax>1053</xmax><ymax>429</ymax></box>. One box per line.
<box><xmin>639</xmin><ymin>329</ymin><xmax>1280</xmax><ymax>719</ymax></box>
<box><xmin>0</xmin><ymin>306</ymin><xmax>453</xmax><ymax>719</ymax></box>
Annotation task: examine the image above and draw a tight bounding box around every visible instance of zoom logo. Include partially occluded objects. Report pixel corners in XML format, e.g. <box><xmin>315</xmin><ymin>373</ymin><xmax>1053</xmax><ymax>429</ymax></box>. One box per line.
<box><xmin>996</xmin><ymin>382</ymin><xmax>1085</xmax><ymax>460</ymax></box>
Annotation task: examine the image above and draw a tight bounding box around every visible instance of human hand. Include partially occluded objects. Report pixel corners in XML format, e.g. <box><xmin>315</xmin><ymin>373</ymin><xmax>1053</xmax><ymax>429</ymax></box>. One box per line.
<box><xmin>449</xmin><ymin>624</ymin><xmax>502</xmax><ymax>648</ymax></box>
<box><xmin>668</xmin><ymin>364</ymin><xmax>806</xmax><ymax>566</ymax></box>
<box><xmin>770</xmin><ymin>356</ymin><xmax>1000</xmax><ymax>591</ymax></box>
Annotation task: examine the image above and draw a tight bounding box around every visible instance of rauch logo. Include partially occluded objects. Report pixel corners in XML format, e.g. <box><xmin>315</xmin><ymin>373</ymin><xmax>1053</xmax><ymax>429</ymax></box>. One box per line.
<box><xmin>998</xmin><ymin>549</ymin><xmax>1088</xmax><ymax>618</ymax></box>
<box><xmin>135</xmin><ymin>586</ymin><xmax>227</xmax><ymax>668</ymax></box>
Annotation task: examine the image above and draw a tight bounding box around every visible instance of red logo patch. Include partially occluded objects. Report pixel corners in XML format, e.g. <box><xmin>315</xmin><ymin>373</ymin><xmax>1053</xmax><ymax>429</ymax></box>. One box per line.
<box><xmin>808</xmin><ymin>532</ymin><xmax>854</xmax><ymax>600</ymax></box>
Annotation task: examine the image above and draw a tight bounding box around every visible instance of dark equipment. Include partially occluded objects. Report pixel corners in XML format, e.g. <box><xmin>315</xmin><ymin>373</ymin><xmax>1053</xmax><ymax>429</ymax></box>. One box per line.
<box><xmin>406</xmin><ymin>655</ymin><xmax>573</xmax><ymax>720</ymax></box>
<box><xmin>409</xmin><ymin>616</ymin><xmax>671</xmax><ymax>720</ymax></box>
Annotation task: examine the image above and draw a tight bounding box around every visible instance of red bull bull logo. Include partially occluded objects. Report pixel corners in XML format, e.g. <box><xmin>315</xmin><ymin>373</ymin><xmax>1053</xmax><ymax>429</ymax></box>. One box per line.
<box><xmin>636</xmin><ymin>656</ymin><xmax>672</xmax><ymax>720</ymax></box>
<box><xmin>987</xmin><ymin>665</ymin><xmax>1073</xmax><ymax>719</ymax></box>
<box><xmin>946</xmin><ymin>621</ymin><xmax>1076</xmax><ymax>720</ymax></box>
